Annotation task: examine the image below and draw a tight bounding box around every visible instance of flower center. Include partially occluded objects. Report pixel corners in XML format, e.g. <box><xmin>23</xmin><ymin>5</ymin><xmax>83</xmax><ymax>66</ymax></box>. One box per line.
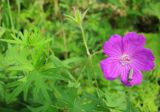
<box><xmin>120</xmin><ymin>54</ymin><xmax>131</xmax><ymax>66</ymax></box>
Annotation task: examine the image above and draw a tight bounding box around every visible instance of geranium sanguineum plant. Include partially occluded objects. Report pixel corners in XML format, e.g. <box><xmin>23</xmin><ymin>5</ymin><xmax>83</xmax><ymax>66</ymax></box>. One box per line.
<box><xmin>100</xmin><ymin>32</ymin><xmax>155</xmax><ymax>86</ymax></box>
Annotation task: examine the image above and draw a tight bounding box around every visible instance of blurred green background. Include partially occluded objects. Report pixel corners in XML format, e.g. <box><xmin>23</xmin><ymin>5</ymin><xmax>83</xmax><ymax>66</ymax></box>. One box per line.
<box><xmin>0</xmin><ymin>0</ymin><xmax>160</xmax><ymax>112</ymax></box>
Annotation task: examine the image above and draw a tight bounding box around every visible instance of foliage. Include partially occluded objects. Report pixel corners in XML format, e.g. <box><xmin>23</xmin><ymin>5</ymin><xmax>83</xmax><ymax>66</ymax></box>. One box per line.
<box><xmin>0</xmin><ymin>0</ymin><xmax>159</xmax><ymax>112</ymax></box>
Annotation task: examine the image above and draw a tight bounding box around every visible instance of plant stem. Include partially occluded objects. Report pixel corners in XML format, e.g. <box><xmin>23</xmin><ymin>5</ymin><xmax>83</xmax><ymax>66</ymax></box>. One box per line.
<box><xmin>79</xmin><ymin>24</ymin><xmax>100</xmax><ymax>97</ymax></box>
<box><xmin>7</xmin><ymin>0</ymin><xmax>14</xmax><ymax>29</ymax></box>
<box><xmin>79</xmin><ymin>24</ymin><xmax>91</xmax><ymax>57</ymax></box>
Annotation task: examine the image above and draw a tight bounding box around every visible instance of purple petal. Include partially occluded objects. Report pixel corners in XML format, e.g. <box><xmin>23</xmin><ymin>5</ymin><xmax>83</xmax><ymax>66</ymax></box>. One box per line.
<box><xmin>100</xmin><ymin>57</ymin><xmax>121</xmax><ymax>80</ymax></box>
<box><xmin>121</xmin><ymin>67</ymin><xmax>143</xmax><ymax>86</ymax></box>
<box><xmin>132</xmin><ymin>48</ymin><xmax>155</xmax><ymax>71</ymax></box>
<box><xmin>103</xmin><ymin>34</ymin><xmax>123</xmax><ymax>57</ymax></box>
<box><xmin>123</xmin><ymin>32</ymin><xmax>146</xmax><ymax>55</ymax></box>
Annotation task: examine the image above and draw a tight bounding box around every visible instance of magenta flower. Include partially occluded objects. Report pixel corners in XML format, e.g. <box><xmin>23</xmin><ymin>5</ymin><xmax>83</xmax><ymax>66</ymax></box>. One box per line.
<box><xmin>100</xmin><ymin>32</ymin><xmax>155</xmax><ymax>86</ymax></box>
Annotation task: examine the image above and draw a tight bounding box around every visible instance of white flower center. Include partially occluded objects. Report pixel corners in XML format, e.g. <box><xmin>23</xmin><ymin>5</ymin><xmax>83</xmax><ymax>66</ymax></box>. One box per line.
<box><xmin>120</xmin><ymin>54</ymin><xmax>131</xmax><ymax>66</ymax></box>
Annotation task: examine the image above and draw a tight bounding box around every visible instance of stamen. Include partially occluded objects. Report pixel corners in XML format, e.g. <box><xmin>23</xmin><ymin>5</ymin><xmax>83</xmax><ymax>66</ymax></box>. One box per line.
<box><xmin>120</xmin><ymin>54</ymin><xmax>131</xmax><ymax>66</ymax></box>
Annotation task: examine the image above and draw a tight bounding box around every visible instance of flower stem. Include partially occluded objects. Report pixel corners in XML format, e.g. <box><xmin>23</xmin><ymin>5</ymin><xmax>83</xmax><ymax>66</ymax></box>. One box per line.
<box><xmin>79</xmin><ymin>24</ymin><xmax>100</xmax><ymax>97</ymax></box>
<box><xmin>79</xmin><ymin>24</ymin><xmax>91</xmax><ymax>57</ymax></box>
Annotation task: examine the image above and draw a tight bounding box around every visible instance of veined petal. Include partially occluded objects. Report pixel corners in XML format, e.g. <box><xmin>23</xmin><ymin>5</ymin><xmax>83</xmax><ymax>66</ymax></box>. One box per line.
<box><xmin>132</xmin><ymin>48</ymin><xmax>155</xmax><ymax>71</ymax></box>
<box><xmin>103</xmin><ymin>34</ymin><xmax>123</xmax><ymax>57</ymax></box>
<box><xmin>121</xmin><ymin>67</ymin><xmax>143</xmax><ymax>86</ymax></box>
<box><xmin>123</xmin><ymin>32</ymin><xmax>146</xmax><ymax>55</ymax></box>
<box><xmin>100</xmin><ymin>57</ymin><xmax>121</xmax><ymax>80</ymax></box>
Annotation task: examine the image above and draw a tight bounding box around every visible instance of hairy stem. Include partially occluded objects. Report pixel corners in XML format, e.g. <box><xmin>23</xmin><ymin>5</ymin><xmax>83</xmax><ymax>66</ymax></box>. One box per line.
<box><xmin>79</xmin><ymin>24</ymin><xmax>91</xmax><ymax>57</ymax></box>
<box><xmin>79</xmin><ymin>24</ymin><xmax>100</xmax><ymax>95</ymax></box>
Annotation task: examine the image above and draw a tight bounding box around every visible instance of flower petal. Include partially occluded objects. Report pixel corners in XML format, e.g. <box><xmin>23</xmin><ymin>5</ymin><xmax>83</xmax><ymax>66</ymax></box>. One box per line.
<box><xmin>103</xmin><ymin>34</ymin><xmax>123</xmax><ymax>56</ymax></box>
<box><xmin>100</xmin><ymin>57</ymin><xmax>121</xmax><ymax>80</ymax></box>
<box><xmin>123</xmin><ymin>32</ymin><xmax>146</xmax><ymax>55</ymax></box>
<box><xmin>121</xmin><ymin>67</ymin><xmax>143</xmax><ymax>86</ymax></box>
<box><xmin>132</xmin><ymin>48</ymin><xmax>155</xmax><ymax>71</ymax></box>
